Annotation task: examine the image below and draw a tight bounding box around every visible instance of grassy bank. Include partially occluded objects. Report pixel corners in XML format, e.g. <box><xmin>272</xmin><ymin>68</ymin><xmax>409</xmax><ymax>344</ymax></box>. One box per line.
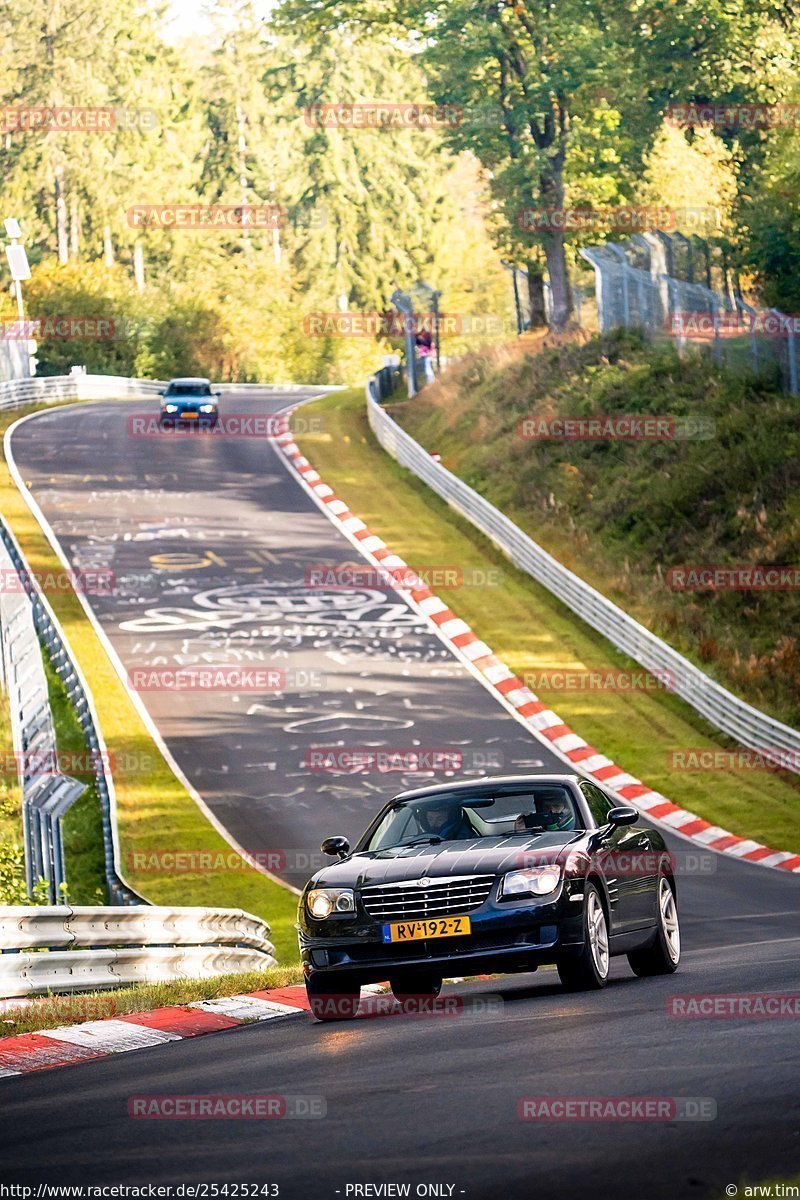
<box><xmin>293</xmin><ymin>387</ymin><xmax>800</xmax><ymax>854</ymax></box>
<box><xmin>395</xmin><ymin>331</ymin><xmax>800</xmax><ymax>729</ymax></box>
<box><xmin>1</xmin><ymin>401</ymin><xmax>300</xmax><ymax>961</ymax></box>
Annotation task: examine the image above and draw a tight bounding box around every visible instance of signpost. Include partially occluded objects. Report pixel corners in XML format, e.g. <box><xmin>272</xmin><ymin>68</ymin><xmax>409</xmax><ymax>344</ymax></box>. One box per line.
<box><xmin>4</xmin><ymin>217</ymin><xmax>31</xmax><ymax>322</ymax></box>
<box><xmin>3</xmin><ymin>217</ymin><xmax>35</xmax><ymax>377</ymax></box>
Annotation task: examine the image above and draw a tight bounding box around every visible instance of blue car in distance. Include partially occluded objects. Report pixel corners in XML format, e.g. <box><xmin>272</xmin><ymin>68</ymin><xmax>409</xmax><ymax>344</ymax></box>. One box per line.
<box><xmin>159</xmin><ymin>377</ymin><xmax>221</xmax><ymax>427</ymax></box>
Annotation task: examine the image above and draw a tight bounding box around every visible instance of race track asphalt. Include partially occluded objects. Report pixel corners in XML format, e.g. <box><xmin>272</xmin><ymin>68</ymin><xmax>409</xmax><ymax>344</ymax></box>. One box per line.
<box><xmin>3</xmin><ymin>389</ymin><xmax>798</xmax><ymax>1199</ymax></box>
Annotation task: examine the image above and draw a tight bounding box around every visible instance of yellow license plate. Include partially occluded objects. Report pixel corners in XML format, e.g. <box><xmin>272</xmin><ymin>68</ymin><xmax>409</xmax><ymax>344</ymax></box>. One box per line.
<box><xmin>182</xmin><ymin>412</ymin><xmax>198</xmax><ymax>418</ymax></box>
<box><xmin>382</xmin><ymin>916</ymin><xmax>471</xmax><ymax>943</ymax></box>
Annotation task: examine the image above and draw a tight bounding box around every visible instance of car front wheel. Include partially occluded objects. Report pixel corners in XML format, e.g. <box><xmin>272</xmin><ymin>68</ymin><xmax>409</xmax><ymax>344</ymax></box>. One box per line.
<box><xmin>305</xmin><ymin>972</ymin><xmax>361</xmax><ymax>1021</ymax></box>
<box><xmin>627</xmin><ymin>875</ymin><xmax>681</xmax><ymax>976</ymax></box>
<box><xmin>557</xmin><ymin>882</ymin><xmax>610</xmax><ymax>991</ymax></box>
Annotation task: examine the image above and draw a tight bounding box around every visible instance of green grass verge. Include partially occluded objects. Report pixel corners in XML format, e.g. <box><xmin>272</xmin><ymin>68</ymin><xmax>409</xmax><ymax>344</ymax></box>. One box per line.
<box><xmin>0</xmin><ymin>965</ymin><xmax>304</xmax><ymax>1037</ymax></box>
<box><xmin>1</xmin><ymin>401</ymin><xmax>300</xmax><ymax>961</ymax></box>
<box><xmin>293</xmin><ymin>387</ymin><xmax>800</xmax><ymax>854</ymax></box>
<box><xmin>42</xmin><ymin>650</ymin><xmax>107</xmax><ymax>904</ymax></box>
<box><xmin>397</xmin><ymin>330</ymin><xmax>800</xmax><ymax>729</ymax></box>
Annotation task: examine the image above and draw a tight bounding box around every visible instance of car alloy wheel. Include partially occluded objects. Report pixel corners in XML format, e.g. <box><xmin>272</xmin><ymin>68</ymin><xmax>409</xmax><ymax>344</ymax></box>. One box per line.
<box><xmin>587</xmin><ymin>888</ymin><xmax>610</xmax><ymax>979</ymax></box>
<box><xmin>659</xmin><ymin>876</ymin><xmax>681</xmax><ymax>964</ymax></box>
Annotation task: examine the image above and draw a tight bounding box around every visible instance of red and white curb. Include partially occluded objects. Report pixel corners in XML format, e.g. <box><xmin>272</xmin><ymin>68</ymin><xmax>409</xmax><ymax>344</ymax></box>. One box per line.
<box><xmin>273</xmin><ymin>412</ymin><xmax>800</xmax><ymax>877</ymax></box>
<box><xmin>0</xmin><ymin>986</ymin><xmax>315</xmax><ymax>1078</ymax></box>
<box><xmin>0</xmin><ymin>983</ymin><xmax>410</xmax><ymax>1079</ymax></box>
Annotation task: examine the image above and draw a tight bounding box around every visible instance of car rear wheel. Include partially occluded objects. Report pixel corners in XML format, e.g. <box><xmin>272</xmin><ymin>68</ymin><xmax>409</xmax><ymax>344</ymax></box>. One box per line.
<box><xmin>557</xmin><ymin>882</ymin><xmax>610</xmax><ymax>991</ymax></box>
<box><xmin>627</xmin><ymin>875</ymin><xmax>680</xmax><ymax>976</ymax></box>
<box><xmin>305</xmin><ymin>972</ymin><xmax>361</xmax><ymax>1021</ymax></box>
<box><xmin>389</xmin><ymin>972</ymin><xmax>443</xmax><ymax>1009</ymax></box>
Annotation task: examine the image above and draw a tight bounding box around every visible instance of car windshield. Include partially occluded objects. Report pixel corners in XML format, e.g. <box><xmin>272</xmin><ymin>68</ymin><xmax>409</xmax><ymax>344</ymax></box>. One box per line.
<box><xmin>166</xmin><ymin>382</ymin><xmax>212</xmax><ymax>397</ymax></box>
<box><xmin>365</xmin><ymin>785</ymin><xmax>582</xmax><ymax>851</ymax></box>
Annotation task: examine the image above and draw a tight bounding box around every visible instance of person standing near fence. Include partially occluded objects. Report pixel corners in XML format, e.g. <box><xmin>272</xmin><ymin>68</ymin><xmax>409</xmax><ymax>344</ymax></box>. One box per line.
<box><xmin>415</xmin><ymin>326</ymin><xmax>435</xmax><ymax>384</ymax></box>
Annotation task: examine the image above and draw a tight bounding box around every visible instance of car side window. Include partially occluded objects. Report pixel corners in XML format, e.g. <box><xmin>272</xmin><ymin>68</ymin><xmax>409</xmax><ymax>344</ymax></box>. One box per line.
<box><xmin>580</xmin><ymin>782</ymin><xmax>614</xmax><ymax>826</ymax></box>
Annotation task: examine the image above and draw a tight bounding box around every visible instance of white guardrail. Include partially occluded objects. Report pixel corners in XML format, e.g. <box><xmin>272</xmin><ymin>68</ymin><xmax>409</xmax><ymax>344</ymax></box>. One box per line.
<box><xmin>0</xmin><ymin>372</ymin><xmax>164</xmax><ymax>411</ymax></box>
<box><xmin>0</xmin><ymin>531</ymin><xmax>85</xmax><ymax>900</ymax></box>
<box><xmin>0</xmin><ymin>906</ymin><xmax>276</xmax><ymax>997</ymax></box>
<box><xmin>0</xmin><ymin>512</ymin><xmax>139</xmax><ymax>904</ymax></box>
<box><xmin>0</xmin><ymin>374</ymin><xmax>338</xmax><ymax>413</ymax></box>
<box><xmin>366</xmin><ymin>381</ymin><xmax>800</xmax><ymax>772</ymax></box>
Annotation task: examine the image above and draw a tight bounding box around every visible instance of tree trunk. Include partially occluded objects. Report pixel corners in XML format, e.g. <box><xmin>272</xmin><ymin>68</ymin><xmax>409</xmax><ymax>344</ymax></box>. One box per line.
<box><xmin>543</xmin><ymin>233</ymin><xmax>573</xmax><ymax>330</ymax></box>
<box><xmin>526</xmin><ymin>264</ymin><xmax>547</xmax><ymax>328</ymax></box>
<box><xmin>133</xmin><ymin>241</ymin><xmax>145</xmax><ymax>292</ymax></box>
<box><xmin>103</xmin><ymin>224</ymin><xmax>115</xmax><ymax>267</ymax></box>
<box><xmin>539</xmin><ymin>148</ymin><xmax>573</xmax><ymax>331</ymax></box>
<box><xmin>69</xmin><ymin>194</ymin><xmax>80</xmax><ymax>259</ymax></box>
<box><xmin>54</xmin><ymin>165</ymin><xmax>69</xmax><ymax>264</ymax></box>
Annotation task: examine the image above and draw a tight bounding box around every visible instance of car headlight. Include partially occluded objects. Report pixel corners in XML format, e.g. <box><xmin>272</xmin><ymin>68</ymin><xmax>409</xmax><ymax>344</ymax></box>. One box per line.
<box><xmin>500</xmin><ymin>865</ymin><xmax>562</xmax><ymax>899</ymax></box>
<box><xmin>306</xmin><ymin>888</ymin><xmax>356</xmax><ymax>919</ymax></box>
<box><xmin>199</xmin><ymin>403</ymin><xmax>216</xmax><ymax>413</ymax></box>
<box><xmin>163</xmin><ymin>403</ymin><xmax>178</xmax><ymax>413</ymax></box>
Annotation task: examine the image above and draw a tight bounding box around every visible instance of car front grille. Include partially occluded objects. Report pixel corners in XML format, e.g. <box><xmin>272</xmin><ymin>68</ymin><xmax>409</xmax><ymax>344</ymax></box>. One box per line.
<box><xmin>360</xmin><ymin>875</ymin><xmax>495</xmax><ymax>921</ymax></box>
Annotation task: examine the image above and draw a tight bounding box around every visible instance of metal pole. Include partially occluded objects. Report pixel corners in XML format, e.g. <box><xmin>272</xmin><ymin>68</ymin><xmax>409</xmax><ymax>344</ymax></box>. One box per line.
<box><xmin>432</xmin><ymin>290</ymin><xmax>441</xmax><ymax>374</ymax></box>
<box><xmin>391</xmin><ymin>289</ymin><xmax>417</xmax><ymax>398</ymax></box>
<box><xmin>788</xmin><ymin>325</ymin><xmax>799</xmax><ymax>395</ymax></box>
<box><xmin>512</xmin><ymin>268</ymin><xmax>523</xmax><ymax>334</ymax></box>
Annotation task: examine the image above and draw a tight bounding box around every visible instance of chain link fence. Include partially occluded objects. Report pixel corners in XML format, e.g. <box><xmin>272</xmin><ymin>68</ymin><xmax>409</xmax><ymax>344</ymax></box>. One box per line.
<box><xmin>580</xmin><ymin>230</ymin><xmax>799</xmax><ymax>395</ymax></box>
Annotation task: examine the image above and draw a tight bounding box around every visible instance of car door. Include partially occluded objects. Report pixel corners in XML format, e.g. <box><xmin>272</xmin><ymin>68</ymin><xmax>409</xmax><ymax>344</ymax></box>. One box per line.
<box><xmin>580</xmin><ymin>782</ymin><xmax>656</xmax><ymax>931</ymax></box>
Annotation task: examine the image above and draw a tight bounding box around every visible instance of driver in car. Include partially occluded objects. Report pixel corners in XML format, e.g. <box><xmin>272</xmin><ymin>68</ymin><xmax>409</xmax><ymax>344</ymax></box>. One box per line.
<box><xmin>417</xmin><ymin>799</ymin><xmax>475</xmax><ymax>841</ymax></box>
<box><xmin>539</xmin><ymin>793</ymin><xmax>576</xmax><ymax>831</ymax></box>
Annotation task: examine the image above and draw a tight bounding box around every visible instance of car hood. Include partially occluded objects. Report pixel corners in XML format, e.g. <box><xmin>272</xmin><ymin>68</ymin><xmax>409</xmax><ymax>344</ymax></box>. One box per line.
<box><xmin>309</xmin><ymin>833</ymin><xmax>582</xmax><ymax>889</ymax></box>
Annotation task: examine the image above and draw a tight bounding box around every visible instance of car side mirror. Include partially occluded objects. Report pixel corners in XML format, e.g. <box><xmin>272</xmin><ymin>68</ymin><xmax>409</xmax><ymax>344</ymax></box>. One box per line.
<box><xmin>214</xmin><ymin>390</ymin><xmax>221</xmax><ymax>398</ymax></box>
<box><xmin>607</xmin><ymin>806</ymin><xmax>639</xmax><ymax>827</ymax></box>
<box><xmin>321</xmin><ymin>835</ymin><xmax>350</xmax><ymax>859</ymax></box>
<box><xmin>157</xmin><ymin>389</ymin><xmax>165</xmax><ymax>396</ymax></box>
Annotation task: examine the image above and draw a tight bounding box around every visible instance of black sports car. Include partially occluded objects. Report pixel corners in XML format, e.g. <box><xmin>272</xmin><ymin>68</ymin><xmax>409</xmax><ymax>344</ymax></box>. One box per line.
<box><xmin>298</xmin><ymin>774</ymin><xmax>681</xmax><ymax>1019</ymax></box>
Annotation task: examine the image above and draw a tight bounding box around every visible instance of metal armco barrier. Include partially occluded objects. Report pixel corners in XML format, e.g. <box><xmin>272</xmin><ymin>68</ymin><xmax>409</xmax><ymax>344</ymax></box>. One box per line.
<box><xmin>0</xmin><ymin>516</ymin><xmax>140</xmax><ymax>904</ymax></box>
<box><xmin>0</xmin><ymin>372</ymin><xmax>164</xmax><ymax>412</ymax></box>
<box><xmin>366</xmin><ymin>384</ymin><xmax>800</xmax><ymax>773</ymax></box>
<box><xmin>0</xmin><ymin>374</ymin><xmax>342</xmax><ymax>414</ymax></box>
<box><xmin>0</xmin><ymin>905</ymin><xmax>276</xmax><ymax>997</ymax></box>
<box><xmin>0</xmin><ymin>535</ymin><xmax>85</xmax><ymax>901</ymax></box>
